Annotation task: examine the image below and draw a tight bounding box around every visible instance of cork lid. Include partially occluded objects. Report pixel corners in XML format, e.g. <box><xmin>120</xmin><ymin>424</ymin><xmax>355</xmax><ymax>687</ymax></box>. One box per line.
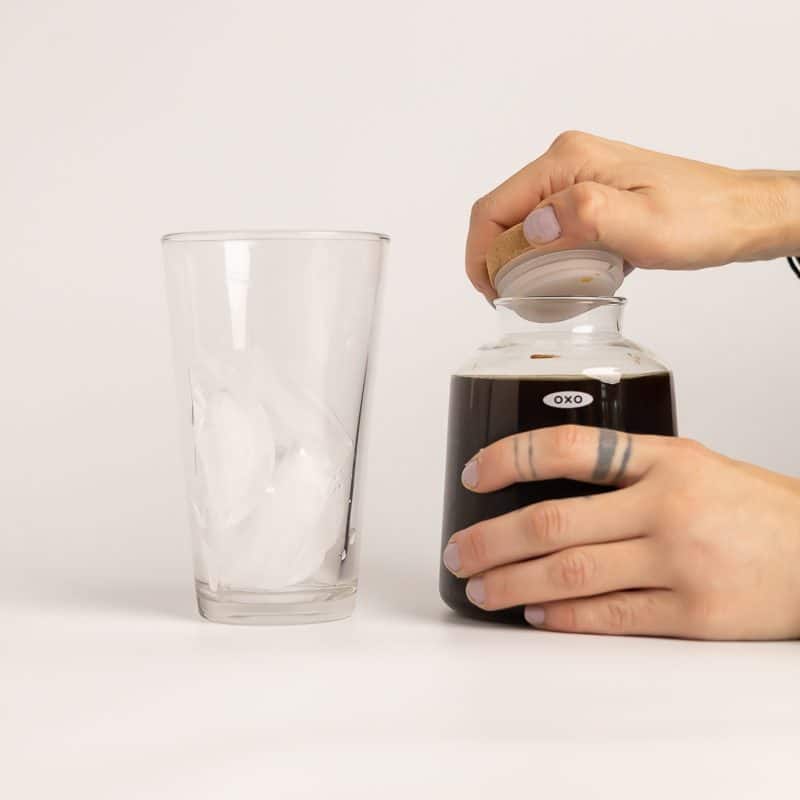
<box><xmin>487</xmin><ymin>223</ymin><xmax>624</xmax><ymax>299</ymax></box>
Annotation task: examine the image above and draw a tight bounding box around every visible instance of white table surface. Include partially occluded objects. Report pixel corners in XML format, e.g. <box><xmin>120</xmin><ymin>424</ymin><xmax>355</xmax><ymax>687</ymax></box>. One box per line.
<box><xmin>4</xmin><ymin>555</ymin><xmax>799</xmax><ymax>800</ymax></box>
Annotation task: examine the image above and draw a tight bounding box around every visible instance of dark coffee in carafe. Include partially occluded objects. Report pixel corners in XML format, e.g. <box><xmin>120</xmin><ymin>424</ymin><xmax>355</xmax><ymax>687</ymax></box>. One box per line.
<box><xmin>440</xmin><ymin>373</ymin><xmax>676</xmax><ymax>623</ymax></box>
<box><xmin>439</xmin><ymin>298</ymin><xmax>677</xmax><ymax>624</ymax></box>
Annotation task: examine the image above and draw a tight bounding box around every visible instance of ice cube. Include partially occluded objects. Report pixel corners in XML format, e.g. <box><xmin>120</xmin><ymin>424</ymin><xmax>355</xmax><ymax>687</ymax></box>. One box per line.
<box><xmin>194</xmin><ymin>389</ymin><xmax>275</xmax><ymax>529</ymax></box>
<box><xmin>258</xmin><ymin>445</ymin><xmax>351</xmax><ymax>589</ymax></box>
<box><xmin>189</xmin><ymin>348</ymin><xmax>355</xmax><ymax>591</ymax></box>
<box><xmin>221</xmin><ymin>442</ymin><xmax>351</xmax><ymax>591</ymax></box>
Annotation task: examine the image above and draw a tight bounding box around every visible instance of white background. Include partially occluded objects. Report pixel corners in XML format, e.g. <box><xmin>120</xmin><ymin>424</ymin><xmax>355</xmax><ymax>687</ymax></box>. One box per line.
<box><xmin>2</xmin><ymin>1</ymin><xmax>799</xmax><ymax>797</ymax></box>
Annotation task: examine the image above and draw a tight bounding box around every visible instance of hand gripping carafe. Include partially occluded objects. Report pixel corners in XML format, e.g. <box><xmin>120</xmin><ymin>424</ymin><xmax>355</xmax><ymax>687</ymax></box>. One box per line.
<box><xmin>439</xmin><ymin>294</ymin><xmax>677</xmax><ymax>624</ymax></box>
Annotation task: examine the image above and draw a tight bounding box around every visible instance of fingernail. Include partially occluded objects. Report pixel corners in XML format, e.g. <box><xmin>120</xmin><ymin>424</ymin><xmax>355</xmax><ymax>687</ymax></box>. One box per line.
<box><xmin>461</xmin><ymin>459</ymin><xmax>479</xmax><ymax>489</ymax></box>
<box><xmin>442</xmin><ymin>542</ymin><xmax>461</xmax><ymax>573</ymax></box>
<box><xmin>525</xmin><ymin>606</ymin><xmax>546</xmax><ymax>627</ymax></box>
<box><xmin>523</xmin><ymin>206</ymin><xmax>561</xmax><ymax>244</ymax></box>
<box><xmin>466</xmin><ymin>577</ymin><xmax>485</xmax><ymax>606</ymax></box>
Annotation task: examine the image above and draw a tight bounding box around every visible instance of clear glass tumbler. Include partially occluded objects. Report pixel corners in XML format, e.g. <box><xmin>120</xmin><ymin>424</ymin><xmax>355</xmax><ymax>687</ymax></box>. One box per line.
<box><xmin>163</xmin><ymin>230</ymin><xmax>387</xmax><ymax>624</ymax></box>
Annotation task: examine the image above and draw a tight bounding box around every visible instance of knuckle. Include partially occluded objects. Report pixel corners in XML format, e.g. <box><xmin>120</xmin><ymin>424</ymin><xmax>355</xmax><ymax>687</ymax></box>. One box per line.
<box><xmin>660</xmin><ymin>486</ymin><xmax>694</xmax><ymax>527</ymax></box>
<box><xmin>673</xmin><ymin>437</ymin><xmax>707</xmax><ymax>459</ymax></box>
<box><xmin>482</xmin><ymin>571</ymin><xmax>509</xmax><ymax>609</ymax></box>
<box><xmin>555</xmin><ymin>603</ymin><xmax>579</xmax><ymax>631</ymax></box>
<box><xmin>461</xmin><ymin>525</ymin><xmax>491</xmax><ymax>569</ymax></box>
<box><xmin>470</xmin><ymin>193</ymin><xmax>495</xmax><ymax>221</ymax></box>
<box><xmin>526</xmin><ymin>501</ymin><xmax>568</xmax><ymax>548</ymax></box>
<box><xmin>570</xmin><ymin>183</ymin><xmax>606</xmax><ymax>239</ymax></box>
<box><xmin>654</xmin><ymin>440</ymin><xmax>714</xmax><ymax>526</ymax></box>
<box><xmin>551</xmin><ymin>424</ymin><xmax>587</xmax><ymax>460</ymax></box>
<box><xmin>682</xmin><ymin>594</ymin><xmax>718</xmax><ymax>637</ymax></box>
<box><xmin>659</xmin><ymin>478</ymin><xmax>705</xmax><ymax>528</ymax></box>
<box><xmin>667</xmin><ymin>528</ymin><xmax>718</xmax><ymax>585</ymax></box>
<box><xmin>550</xmin><ymin>129</ymin><xmax>594</xmax><ymax>155</ymax></box>
<box><xmin>551</xmin><ymin>549</ymin><xmax>595</xmax><ymax>592</ymax></box>
<box><xmin>604</xmin><ymin>598</ymin><xmax>635</xmax><ymax>633</ymax></box>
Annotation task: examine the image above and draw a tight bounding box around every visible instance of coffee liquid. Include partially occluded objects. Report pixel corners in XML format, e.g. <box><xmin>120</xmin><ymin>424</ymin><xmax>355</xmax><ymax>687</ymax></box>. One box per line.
<box><xmin>440</xmin><ymin>373</ymin><xmax>677</xmax><ymax>624</ymax></box>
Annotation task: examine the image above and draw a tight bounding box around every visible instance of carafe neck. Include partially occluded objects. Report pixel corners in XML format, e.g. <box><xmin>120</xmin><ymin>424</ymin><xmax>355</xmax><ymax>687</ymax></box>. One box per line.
<box><xmin>494</xmin><ymin>297</ymin><xmax>625</xmax><ymax>340</ymax></box>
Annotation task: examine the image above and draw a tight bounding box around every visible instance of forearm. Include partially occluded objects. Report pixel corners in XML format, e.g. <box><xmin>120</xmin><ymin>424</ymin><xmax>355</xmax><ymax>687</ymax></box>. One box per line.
<box><xmin>735</xmin><ymin>170</ymin><xmax>800</xmax><ymax>262</ymax></box>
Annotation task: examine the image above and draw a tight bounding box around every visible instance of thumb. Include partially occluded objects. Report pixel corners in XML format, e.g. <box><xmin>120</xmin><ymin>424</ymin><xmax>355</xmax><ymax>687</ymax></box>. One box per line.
<box><xmin>523</xmin><ymin>181</ymin><xmax>655</xmax><ymax>264</ymax></box>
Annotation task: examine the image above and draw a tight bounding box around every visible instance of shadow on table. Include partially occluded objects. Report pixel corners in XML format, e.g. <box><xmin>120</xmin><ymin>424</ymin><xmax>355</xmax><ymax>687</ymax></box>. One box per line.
<box><xmin>12</xmin><ymin>548</ymin><xmax>505</xmax><ymax>628</ymax></box>
<box><xmin>359</xmin><ymin>556</ymin><xmax>503</xmax><ymax>629</ymax></box>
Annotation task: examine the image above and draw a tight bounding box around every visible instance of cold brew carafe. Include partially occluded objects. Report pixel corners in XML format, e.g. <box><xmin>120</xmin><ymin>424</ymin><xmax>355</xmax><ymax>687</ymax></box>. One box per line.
<box><xmin>440</xmin><ymin>296</ymin><xmax>677</xmax><ymax>624</ymax></box>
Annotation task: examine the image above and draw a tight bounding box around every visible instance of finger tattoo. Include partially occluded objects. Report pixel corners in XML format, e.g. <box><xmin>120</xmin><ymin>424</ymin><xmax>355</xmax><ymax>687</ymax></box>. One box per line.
<box><xmin>527</xmin><ymin>432</ymin><xmax>537</xmax><ymax>480</ymax></box>
<box><xmin>592</xmin><ymin>428</ymin><xmax>619</xmax><ymax>481</ymax></box>
<box><xmin>612</xmin><ymin>434</ymin><xmax>633</xmax><ymax>483</ymax></box>
<box><xmin>513</xmin><ymin>436</ymin><xmax>523</xmax><ymax>481</ymax></box>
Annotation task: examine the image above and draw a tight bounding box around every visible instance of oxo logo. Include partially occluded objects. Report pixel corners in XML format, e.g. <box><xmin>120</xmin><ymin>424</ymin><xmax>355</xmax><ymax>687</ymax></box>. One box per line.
<box><xmin>542</xmin><ymin>391</ymin><xmax>594</xmax><ymax>409</ymax></box>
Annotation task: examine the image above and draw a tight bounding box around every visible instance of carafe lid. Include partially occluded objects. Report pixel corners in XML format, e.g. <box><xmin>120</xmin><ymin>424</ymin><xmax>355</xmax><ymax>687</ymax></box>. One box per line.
<box><xmin>486</xmin><ymin>222</ymin><xmax>624</xmax><ymax>299</ymax></box>
<box><xmin>494</xmin><ymin>248</ymin><xmax>624</xmax><ymax>298</ymax></box>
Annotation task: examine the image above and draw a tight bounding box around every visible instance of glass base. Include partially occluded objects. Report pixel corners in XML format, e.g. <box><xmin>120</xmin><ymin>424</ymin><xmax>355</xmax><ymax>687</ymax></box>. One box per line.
<box><xmin>195</xmin><ymin>581</ymin><xmax>356</xmax><ymax>625</ymax></box>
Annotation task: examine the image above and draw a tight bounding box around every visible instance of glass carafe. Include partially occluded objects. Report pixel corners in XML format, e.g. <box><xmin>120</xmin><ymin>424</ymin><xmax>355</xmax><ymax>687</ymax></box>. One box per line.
<box><xmin>440</xmin><ymin>297</ymin><xmax>677</xmax><ymax>624</ymax></box>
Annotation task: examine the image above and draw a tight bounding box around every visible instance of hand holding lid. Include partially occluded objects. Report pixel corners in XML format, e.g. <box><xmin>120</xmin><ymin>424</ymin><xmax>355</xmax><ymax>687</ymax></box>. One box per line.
<box><xmin>487</xmin><ymin>222</ymin><xmax>625</xmax><ymax>299</ymax></box>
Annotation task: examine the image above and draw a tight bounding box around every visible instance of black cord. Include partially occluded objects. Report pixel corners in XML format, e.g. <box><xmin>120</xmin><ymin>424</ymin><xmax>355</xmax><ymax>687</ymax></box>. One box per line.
<box><xmin>789</xmin><ymin>256</ymin><xmax>800</xmax><ymax>280</ymax></box>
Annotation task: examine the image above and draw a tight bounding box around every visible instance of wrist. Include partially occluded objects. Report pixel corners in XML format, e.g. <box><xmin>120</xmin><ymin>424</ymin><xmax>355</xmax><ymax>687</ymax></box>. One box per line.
<box><xmin>734</xmin><ymin>170</ymin><xmax>800</xmax><ymax>262</ymax></box>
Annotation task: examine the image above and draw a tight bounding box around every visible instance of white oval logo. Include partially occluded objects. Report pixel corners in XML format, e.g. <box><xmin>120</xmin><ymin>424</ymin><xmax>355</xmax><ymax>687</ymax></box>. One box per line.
<box><xmin>543</xmin><ymin>391</ymin><xmax>594</xmax><ymax>409</ymax></box>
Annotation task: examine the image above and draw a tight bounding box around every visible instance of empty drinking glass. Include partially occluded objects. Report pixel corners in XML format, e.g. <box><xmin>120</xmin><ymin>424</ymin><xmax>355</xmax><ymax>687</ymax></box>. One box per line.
<box><xmin>163</xmin><ymin>230</ymin><xmax>387</xmax><ymax>624</ymax></box>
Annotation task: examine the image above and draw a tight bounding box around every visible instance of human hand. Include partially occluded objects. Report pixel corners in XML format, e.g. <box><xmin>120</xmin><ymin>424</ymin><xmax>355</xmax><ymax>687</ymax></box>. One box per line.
<box><xmin>443</xmin><ymin>425</ymin><xmax>800</xmax><ymax>639</ymax></box>
<box><xmin>466</xmin><ymin>131</ymin><xmax>800</xmax><ymax>299</ymax></box>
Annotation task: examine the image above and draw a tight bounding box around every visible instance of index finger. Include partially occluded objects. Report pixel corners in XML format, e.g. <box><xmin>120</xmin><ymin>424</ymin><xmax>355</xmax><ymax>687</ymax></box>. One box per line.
<box><xmin>466</xmin><ymin>147</ymin><xmax>580</xmax><ymax>297</ymax></box>
<box><xmin>465</xmin><ymin>153</ymin><xmax>557</xmax><ymax>297</ymax></box>
<box><xmin>461</xmin><ymin>425</ymin><xmax>667</xmax><ymax>492</ymax></box>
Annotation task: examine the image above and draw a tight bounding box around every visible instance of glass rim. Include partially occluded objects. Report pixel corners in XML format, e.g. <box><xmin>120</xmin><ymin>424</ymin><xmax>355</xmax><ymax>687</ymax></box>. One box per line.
<box><xmin>161</xmin><ymin>229</ymin><xmax>390</xmax><ymax>243</ymax></box>
<box><xmin>494</xmin><ymin>296</ymin><xmax>627</xmax><ymax>306</ymax></box>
